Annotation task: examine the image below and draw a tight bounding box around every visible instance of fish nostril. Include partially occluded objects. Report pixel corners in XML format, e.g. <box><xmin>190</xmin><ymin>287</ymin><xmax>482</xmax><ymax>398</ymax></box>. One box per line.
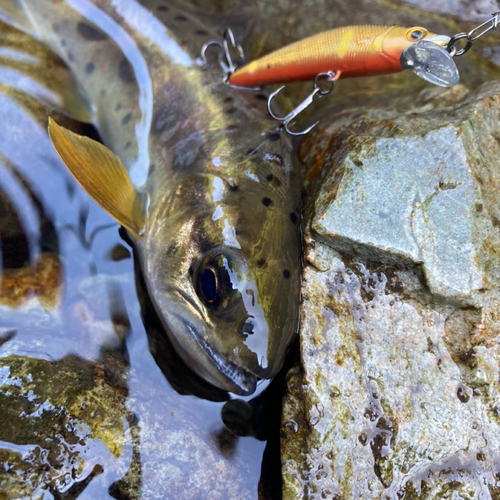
<box><xmin>240</xmin><ymin>318</ymin><xmax>255</xmax><ymax>336</ymax></box>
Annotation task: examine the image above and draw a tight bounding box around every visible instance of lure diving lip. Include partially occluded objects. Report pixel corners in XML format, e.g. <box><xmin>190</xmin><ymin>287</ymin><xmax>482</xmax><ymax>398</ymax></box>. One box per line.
<box><xmin>400</xmin><ymin>40</ymin><xmax>460</xmax><ymax>87</ymax></box>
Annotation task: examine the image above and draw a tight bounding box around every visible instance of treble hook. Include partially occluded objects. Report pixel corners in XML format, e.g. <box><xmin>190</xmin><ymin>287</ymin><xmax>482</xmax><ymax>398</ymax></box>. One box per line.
<box><xmin>200</xmin><ymin>28</ymin><xmax>244</xmax><ymax>77</ymax></box>
<box><xmin>267</xmin><ymin>71</ymin><xmax>336</xmax><ymax>136</ymax></box>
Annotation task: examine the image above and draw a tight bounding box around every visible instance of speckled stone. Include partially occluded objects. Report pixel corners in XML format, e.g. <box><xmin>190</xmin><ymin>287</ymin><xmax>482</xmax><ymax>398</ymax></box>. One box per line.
<box><xmin>282</xmin><ymin>83</ymin><xmax>500</xmax><ymax>499</ymax></box>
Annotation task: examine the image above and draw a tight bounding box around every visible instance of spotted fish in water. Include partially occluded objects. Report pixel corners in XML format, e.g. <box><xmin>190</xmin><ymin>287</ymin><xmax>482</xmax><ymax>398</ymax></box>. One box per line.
<box><xmin>2</xmin><ymin>0</ymin><xmax>302</xmax><ymax>395</ymax></box>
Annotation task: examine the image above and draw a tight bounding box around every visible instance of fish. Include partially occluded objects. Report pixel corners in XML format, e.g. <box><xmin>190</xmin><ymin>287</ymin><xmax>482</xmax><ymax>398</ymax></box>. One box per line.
<box><xmin>2</xmin><ymin>0</ymin><xmax>302</xmax><ymax>395</ymax></box>
<box><xmin>229</xmin><ymin>25</ymin><xmax>457</xmax><ymax>87</ymax></box>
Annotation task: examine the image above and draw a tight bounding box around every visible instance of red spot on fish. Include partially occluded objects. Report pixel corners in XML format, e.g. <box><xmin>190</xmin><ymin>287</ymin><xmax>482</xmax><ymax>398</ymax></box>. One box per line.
<box><xmin>100</xmin><ymin>62</ymin><xmax>106</xmax><ymax>68</ymax></box>
<box><xmin>226</xmin><ymin>124</ymin><xmax>237</xmax><ymax>130</ymax></box>
<box><xmin>131</xmin><ymin>105</ymin><xmax>136</xmax><ymax>111</ymax></box>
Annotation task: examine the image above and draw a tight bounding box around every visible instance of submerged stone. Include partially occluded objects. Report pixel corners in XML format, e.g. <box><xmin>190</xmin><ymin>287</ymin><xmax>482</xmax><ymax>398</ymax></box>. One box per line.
<box><xmin>282</xmin><ymin>82</ymin><xmax>500</xmax><ymax>498</ymax></box>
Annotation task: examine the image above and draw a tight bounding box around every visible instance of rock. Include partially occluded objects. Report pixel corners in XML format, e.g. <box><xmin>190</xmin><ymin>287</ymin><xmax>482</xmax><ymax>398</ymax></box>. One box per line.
<box><xmin>282</xmin><ymin>82</ymin><xmax>500</xmax><ymax>498</ymax></box>
<box><xmin>0</xmin><ymin>353</ymin><xmax>133</xmax><ymax>499</ymax></box>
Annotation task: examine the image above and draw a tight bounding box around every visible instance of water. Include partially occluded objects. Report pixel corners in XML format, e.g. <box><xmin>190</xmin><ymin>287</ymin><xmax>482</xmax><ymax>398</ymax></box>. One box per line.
<box><xmin>1</xmin><ymin>0</ymin><xmax>500</xmax><ymax>498</ymax></box>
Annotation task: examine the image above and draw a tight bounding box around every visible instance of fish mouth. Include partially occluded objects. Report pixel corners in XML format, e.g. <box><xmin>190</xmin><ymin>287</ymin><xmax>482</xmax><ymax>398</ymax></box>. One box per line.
<box><xmin>161</xmin><ymin>289</ymin><xmax>258</xmax><ymax>396</ymax></box>
<box><xmin>400</xmin><ymin>40</ymin><xmax>459</xmax><ymax>87</ymax></box>
<box><xmin>185</xmin><ymin>323</ymin><xmax>258</xmax><ymax>395</ymax></box>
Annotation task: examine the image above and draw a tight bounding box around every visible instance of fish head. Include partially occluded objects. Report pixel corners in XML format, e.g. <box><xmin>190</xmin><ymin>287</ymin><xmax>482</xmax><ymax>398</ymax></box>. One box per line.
<box><xmin>381</xmin><ymin>26</ymin><xmax>459</xmax><ymax>87</ymax></box>
<box><xmin>143</xmin><ymin>169</ymin><xmax>301</xmax><ymax>396</ymax></box>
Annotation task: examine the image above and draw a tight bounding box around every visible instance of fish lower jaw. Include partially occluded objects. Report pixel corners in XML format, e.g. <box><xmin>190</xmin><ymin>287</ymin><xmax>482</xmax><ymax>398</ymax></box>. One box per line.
<box><xmin>197</xmin><ymin>335</ymin><xmax>258</xmax><ymax>396</ymax></box>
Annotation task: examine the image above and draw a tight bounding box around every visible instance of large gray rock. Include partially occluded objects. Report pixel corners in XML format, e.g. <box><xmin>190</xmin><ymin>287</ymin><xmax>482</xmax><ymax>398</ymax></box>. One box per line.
<box><xmin>282</xmin><ymin>83</ymin><xmax>500</xmax><ymax>499</ymax></box>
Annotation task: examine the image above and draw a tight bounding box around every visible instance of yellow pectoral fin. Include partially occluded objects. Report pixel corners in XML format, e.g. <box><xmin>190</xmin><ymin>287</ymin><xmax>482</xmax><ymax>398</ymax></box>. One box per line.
<box><xmin>48</xmin><ymin>118</ymin><xmax>145</xmax><ymax>237</ymax></box>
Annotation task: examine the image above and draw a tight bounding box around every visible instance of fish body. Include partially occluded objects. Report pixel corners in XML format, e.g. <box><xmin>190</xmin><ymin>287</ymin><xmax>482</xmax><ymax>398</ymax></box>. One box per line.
<box><xmin>229</xmin><ymin>25</ymin><xmax>451</xmax><ymax>87</ymax></box>
<box><xmin>4</xmin><ymin>0</ymin><xmax>302</xmax><ymax>395</ymax></box>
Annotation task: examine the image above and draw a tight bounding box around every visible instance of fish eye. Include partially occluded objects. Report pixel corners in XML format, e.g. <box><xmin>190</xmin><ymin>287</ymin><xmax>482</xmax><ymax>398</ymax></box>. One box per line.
<box><xmin>195</xmin><ymin>252</ymin><xmax>238</xmax><ymax>310</ymax></box>
<box><xmin>199</xmin><ymin>268</ymin><xmax>217</xmax><ymax>303</ymax></box>
<box><xmin>408</xmin><ymin>28</ymin><xmax>426</xmax><ymax>41</ymax></box>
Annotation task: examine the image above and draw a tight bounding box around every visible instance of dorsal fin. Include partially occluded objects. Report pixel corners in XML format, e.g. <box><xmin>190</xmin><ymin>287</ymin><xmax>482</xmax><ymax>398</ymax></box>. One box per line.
<box><xmin>48</xmin><ymin>118</ymin><xmax>145</xmax><ymax>237</ymax></box>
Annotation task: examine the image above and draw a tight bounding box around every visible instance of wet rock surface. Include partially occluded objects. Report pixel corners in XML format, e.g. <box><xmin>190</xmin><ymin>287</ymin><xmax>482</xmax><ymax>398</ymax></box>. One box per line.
<box><xmin>281</xmin><ymin>83</ymin><xmax>500</xmax><ymax>498</ymax></box>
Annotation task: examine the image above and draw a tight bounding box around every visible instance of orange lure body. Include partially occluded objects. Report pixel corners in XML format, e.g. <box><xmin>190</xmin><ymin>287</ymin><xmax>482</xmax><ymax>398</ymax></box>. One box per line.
<box><xmin>229</xmin><ymin>25</ymin><xmax>448</xmax><ymax>87</ymax></box>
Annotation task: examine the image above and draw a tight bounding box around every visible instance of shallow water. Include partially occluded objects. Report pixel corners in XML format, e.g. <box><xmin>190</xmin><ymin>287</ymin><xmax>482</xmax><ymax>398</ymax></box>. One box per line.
<box><xmin>1</xmin><ymin>0</ymin><xmax>500</xmax><ymax>498</ymax></box>
<box><xmin>0</xmin><ymin>9</ymin><xmax>277</xmax><ymax>498</ymax></box>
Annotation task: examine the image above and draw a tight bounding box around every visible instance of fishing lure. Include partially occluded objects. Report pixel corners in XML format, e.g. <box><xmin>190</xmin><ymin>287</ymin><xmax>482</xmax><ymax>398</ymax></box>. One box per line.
<box><xmin>228</xmin><ymin>25</ymin><xmax>451</xmax><ymax>87</ymax></box>
<box><xmin>225</xmin><ymin>24</ymin><xmax>459</xmax><ymax>135</ymax></box>
<box><xmin>205</xmin><ymin>12</ymin><xmax>500</xmax><ymax>135</ymax></box>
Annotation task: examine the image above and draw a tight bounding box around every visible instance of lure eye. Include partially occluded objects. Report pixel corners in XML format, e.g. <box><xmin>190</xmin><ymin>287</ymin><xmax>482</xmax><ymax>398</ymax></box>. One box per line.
<box><xmin>195</xmin><ymin>252</ymin><xmax>239</xmax><ymax>310</ymax></box>
<box><xmin>408</xmin><ymin>28</ymin><xmax>426</xmax><ymax>41</ymax></box>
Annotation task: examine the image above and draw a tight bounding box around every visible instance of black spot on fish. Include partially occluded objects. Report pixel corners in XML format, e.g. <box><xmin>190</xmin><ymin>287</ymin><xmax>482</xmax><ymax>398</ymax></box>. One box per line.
<box><xmin>263</xmin><ymin>153</ymin><xmax>283</xmax><ymax>166</ymax></box>
<box><xmin>85</xmin><ymin>62</ymin><xmax>95</xmax><ymax>74</ymax></box>
<box><xmin>255</xmin><ymin>93</ymin><xmax>267</xmax><ymax>101</ymax></box>
<box><xmin>175</xmin><ymin>15</ymin><xmax>187</xmax><ymax>21</ymax></box>
<box><xmin>223</xmin><ymin>97</ymin><xmax>233</xmax><ymax>103</ymax></box>
<box><xmin>119</xmin><ymin>58</ymin><xmax>135</xmax><ymax>84</ymax></box>
<box><xmin>115</xmin><ymin>103</ymin><xmax>122</xmax><ymax>112</ymax></box>
<box><xmin>149</xmin><ymin>163</ymin><xmax>156</xmax><ymax>174</ymax></box>
<box><xmin>122</xmin><ymin>113</ymin><xmax>133</xmax><ymax>126</ymax></box>
<box><xmin>196</xmin><ymin>29</ymin><xmax>209</xmax><ymax>36</ymax></box>
<box><xmin>77</xmin><ymin>21</ymin><xmax>107</xmax><ymax>41</ymax></box>
<box><xmin>229</xmin><ymin>184</ymin><xmax>239</xmax><ymax>191</ymax></box>
<box><xmin>262</xmin><ymin>197</ymin><xmax>272</xmax><ymax>207</ymax></box>
<box><xmin>158</xmin><ymin>5</ymin><xmax>169</xmax><ymax>11</ymax></box>
<box><xmin>267</xmin><ymin>132</ymin><xmax>281</xmax><ymax>142</ymax></box>
<box><xmin>283</xmin><ymin>270</ymin><xmax>290</xmax><ymax>279</ymax></box>
<box><xmin>125</xmin><ymin>141</ymin><xmax>132</xmax><ymax>149</ymax></box>
<box><xmin>290</xmin><ymin>212</ymin><xmax>298</xmax><ymax>224</ymax></box>
<box><xmin>256</xmin><ymin>259</ymin><xmax>265</xmax><ymax>268</ymax></box>
<box><xmin>266</xmin><ymin>174</ymin><xmax>273</xmax><ymax>182</ymax></box>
